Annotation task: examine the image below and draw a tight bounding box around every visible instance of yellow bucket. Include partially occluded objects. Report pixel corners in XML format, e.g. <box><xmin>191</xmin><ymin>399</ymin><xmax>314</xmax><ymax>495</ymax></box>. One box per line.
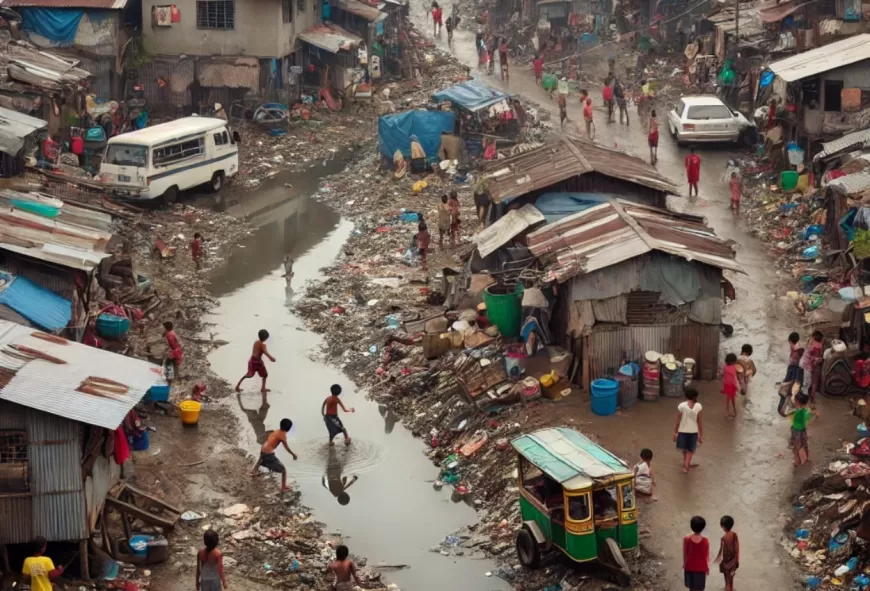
<box><xmin>179</xmin><ymin>400</ymin><xmax>202</xmax><ymax>425</ymax></box>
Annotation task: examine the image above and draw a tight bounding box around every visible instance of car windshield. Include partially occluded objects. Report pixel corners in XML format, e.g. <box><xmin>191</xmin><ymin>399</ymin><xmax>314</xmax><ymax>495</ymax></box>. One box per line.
<box><xmin>686</xmin><ymin>105</ymin><xmax>732</xmax><ymax>120</ymax></box>
<box><xmin>105</xmin><ymin>144</ymin><xmax>147</xmax><ymax>167</ymax></box>
<box><xmin>569</xmin><ymin>494</ymin><xmax>590</xmax><ymax>520</ymax></box>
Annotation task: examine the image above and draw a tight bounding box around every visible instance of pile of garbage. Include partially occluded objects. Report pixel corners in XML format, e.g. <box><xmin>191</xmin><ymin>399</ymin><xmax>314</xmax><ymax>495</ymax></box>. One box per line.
<box><xmin>785</xmin><ymin>446</ymin><xmax>870</xmax><ymax>590</ymax></box>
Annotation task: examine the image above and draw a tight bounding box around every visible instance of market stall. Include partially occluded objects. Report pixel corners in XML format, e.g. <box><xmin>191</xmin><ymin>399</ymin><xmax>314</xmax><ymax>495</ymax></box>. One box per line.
<box><xmin>431</xmin><ymin>80</ymin><xmax>520</xmax><ymax>158</ymax></box>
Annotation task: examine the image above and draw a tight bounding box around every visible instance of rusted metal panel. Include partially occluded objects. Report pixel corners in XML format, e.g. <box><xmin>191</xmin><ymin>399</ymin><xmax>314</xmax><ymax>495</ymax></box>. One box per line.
<box><xmin>589</xmin><ymin>324</ymin><xmax>720</xmax><ymax>381</ymax></box>
<box><xmin>0</xmin><ymin>495</ymin><xmax>34</xmax><ymax>544</ymax></box>
<box><xmin>0</xmin><ymin>400</ymin><xmax>27</xmax><ymax>428</ymax></box>
<box><xmin>33</xmin><ymin>491</ymin><xmax>88</xmax><ymax>541</ymax></box>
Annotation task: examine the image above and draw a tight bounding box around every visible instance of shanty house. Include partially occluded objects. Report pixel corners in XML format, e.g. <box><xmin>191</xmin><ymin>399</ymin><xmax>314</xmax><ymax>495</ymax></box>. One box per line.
<box><xmin>0</xmin><ymin>191</ymin><xmax>120</xmax><ymax>340</ymax></box>
<box><xmin>297</xmin><ymin>23</ymin><xmax>363</xmax><ymax>91</ymax></box>
<box><xmin>0</xmin><ymin>320</ymin><xmax>160</xmax><ymax>578</ymax></box>
<box><xmin>526</xmin><ymin>199</ymin><xmax>743</xmax><ymax>387</ymax></box>
<box><xmin>482</xmin><ymin>135</ymin><xmax>678</xmax><ymax>218</ymax></box>
<box><xmin>766</xmin><ymin>34</ymin><xmax>870</xmax><ymax>139</ymax></box>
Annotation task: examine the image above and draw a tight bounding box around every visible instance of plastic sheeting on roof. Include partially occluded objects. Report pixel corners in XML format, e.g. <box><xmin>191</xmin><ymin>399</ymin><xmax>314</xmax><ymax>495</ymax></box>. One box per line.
<box><xmin>432</xmin><ymin>80</ymin><xmax>513</xmax><ymax>113</ymax></box>
<box><xmin>0</xmin><ymin>273</ymin><xmax>71</xmax><ymax>331</ymax></box>
<box><xmin>19</xmin><ymin>7</ymin><xmax>84</xmax><ymax>44</ymax></box>
<box><xmin>768</xmin><ymin>33</ymin><xmax>870</xmax><ymax>82</ymax></box>
<box><xmin>378</xmin><ymin>110</ymin><xmax>455</xmax><ymax>162</ymax></box>
<box><xmin>297</xmin><ymin>25</ymin><xmax>362</xmax><ymax>53</ymax></box>
<box><xmin>473</xmin><ymin>204</ymin><xmax>545</xmax><ymax>258</ymax></box>
<box><xmin>534</xmin><ymin>192</ymin><xmax>610</xmax><ymax>223</ymax></box>
<box><xmin>0</xmin><ymin>106</ymin><xmax>47</xmax><ymax>156</ymax></box>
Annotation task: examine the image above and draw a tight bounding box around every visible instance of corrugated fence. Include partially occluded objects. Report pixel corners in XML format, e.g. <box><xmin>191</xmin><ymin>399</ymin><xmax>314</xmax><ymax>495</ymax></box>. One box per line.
<box><xmin>589</xmin><ymin>323</ymin><xmax>720</xmax><ymax>381</ymax></box>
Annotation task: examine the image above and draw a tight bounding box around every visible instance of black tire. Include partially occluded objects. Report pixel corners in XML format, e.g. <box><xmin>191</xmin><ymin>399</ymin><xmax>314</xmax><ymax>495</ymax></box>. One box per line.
<box><xmin>603</xmin><ymin>538</ymin><xmax>631</xmax><ymax>587</ymax></box>
<box><xmin>211</xmin><ymin>171</ymin><xmax>225</xmax><ymax>192</ymax></box>
<box><xmin>161</xmin><ymin>186</ymin><xmax>179</xmax><ymax>207</ymax></box>
<box><xmin>515</xmin><ymin>527</ymin><xmax>541</xmax><ymax>568</ymax></box>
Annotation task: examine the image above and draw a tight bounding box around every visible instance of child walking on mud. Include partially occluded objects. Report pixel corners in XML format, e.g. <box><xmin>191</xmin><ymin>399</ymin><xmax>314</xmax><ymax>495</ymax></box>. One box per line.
<box><xmin>722</xmin><ymin>353</ymin><xmax>739</xmax><ymax>418</ymax></box>
<box><xmin>714</xmin><ymin>515</ymin><xmax>739</xmax><ymax>591</ymax></box>
<box><xmin>792</xmin><ymin>392</ymin><xmax>812</xmax><ymax>466</ymax></box>
<box><xmin>235</xmin><ymin>329</ymin><xmax>276</xmax><ymax>393</ymax></box>
<box><xmin>322</xmin><ymin>384</ymin><xmax>355</xmax><ymax>446</ymax></box>
<box><xmin>683</xmin><ymin>516</ymin><xmax>710</xmax><ymax>591</ymax></box>
<box><xmin>196</xmin><ymin>530</ymin><xmax>228</xmax><ymax>591</ymax></box>
<box><xmin>674</xmin><ymin>388</ymin><xmax>702</xmax><ymax>474</ymax></box>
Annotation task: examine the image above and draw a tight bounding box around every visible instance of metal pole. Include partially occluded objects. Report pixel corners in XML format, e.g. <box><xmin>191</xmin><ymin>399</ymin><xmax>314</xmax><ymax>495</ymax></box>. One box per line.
<box><xmin>734</xmin><ymin>0</ymin><xmax>739</xmax><ymax>55</ymax></box>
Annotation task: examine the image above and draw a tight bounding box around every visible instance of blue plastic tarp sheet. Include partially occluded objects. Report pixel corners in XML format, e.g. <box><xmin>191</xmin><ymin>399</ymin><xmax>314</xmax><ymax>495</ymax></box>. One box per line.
<box><xmin>20</xmin><ymin>8</ymin><xmax>84</xmax><ymax>45</ymax></box>
<box><xmin>533</xmin><ymin>192</ymin><xmax>611</xmax><ymax>223</ymax></box>
<box><xmin>0</xmin><ymin>274</ymin><xmax>72</xmax><ymax>331</ymax></box>
<box><xmin>432</xmin><ymin>80</ymin><xmax>512</xmax><ymax>112</ymax></box>
<box><xmin>378</xmin><ymin>110</ymin><xmax>456</xmax><ymax>162</ymax></box>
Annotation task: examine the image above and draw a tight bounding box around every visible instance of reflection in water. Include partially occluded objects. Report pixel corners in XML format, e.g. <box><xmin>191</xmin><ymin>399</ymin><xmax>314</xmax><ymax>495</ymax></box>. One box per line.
<box><xmin>237</xmin><ymin>392</ymin><xmax>270</xmax><ymax>445</ymax></box>
<box><xmin>322</xmin><ymin>447</ymin><xmax>358</xmax><ymax>506</ymax></box>
<box><xmin>378</xmin><ymin>404</ymin><xmax>398</xmax><ymax>435</ymax></box>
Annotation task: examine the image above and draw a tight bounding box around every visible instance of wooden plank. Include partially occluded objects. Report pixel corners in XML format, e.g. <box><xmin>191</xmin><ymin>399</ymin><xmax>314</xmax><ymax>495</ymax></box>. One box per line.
<box><xmin>104</xmin><ymin>497</ymin><xmax>177</xmax><ymax>530</ymax></box>
<box><xmin>124</xmin><ymin>483</ymin><xmax>183</xmax><ymax>515</ymax></box>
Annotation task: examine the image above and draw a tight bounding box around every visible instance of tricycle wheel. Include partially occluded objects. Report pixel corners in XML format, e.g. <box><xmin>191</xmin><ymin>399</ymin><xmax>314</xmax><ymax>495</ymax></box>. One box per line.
<box><xmin>516</xmin><ymin>526</ymin><xmax>541</xmax><ymax>568</ymax></box>
<box><xmin>602</xmin><ymin>538</ymin><xmax>631</xmax><ymax>587</ymax></box>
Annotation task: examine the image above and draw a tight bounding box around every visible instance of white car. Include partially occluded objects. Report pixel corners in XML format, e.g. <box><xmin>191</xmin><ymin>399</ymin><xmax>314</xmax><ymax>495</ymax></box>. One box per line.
<box><xmin>667</xmin><ymin>95</ymin><xmax>754</xmax><ymax>146</ymax></box>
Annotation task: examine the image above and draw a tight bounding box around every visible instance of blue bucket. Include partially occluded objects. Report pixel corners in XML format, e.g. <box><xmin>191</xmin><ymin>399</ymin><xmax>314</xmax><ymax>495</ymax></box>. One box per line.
<box><xmin>591</xmin><ymin>379</ymin><xmax>619</xmax><ymax>416</ymax></box>
<box><xmin>129</xmin><ymin>535</ymin><xmax>152</xmax><ymax>557</ymax></box>
<box><xmin>130</xmin><ymin>431</ymin><xmax>149</xmax><ymax>451</ymax></box>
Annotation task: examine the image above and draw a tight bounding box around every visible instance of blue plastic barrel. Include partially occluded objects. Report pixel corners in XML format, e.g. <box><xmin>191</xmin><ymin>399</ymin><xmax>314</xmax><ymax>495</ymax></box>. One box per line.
<box><xmin>591</xmin><ymin>379</ymin><xmax>619</xmax><ymax>416</ymax></box>
<box><xmin>130</xmin><ymin>431</ymin><xmax>150</xmax><ymax>451</ymax></box>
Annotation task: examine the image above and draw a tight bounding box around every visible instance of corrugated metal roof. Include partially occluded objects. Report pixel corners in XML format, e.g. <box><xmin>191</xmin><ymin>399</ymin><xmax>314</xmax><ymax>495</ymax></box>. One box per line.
<box><xmin>511</xmin><ymin>427</ymin><xmax>631</xmax><ymax>491</ymax></box>
<box><xmin>0</xmin><ymin>190</ymin><xmax>115</xmax><ymax>271</ymax></box>
<box><xmin>3</xmin><ymin>41</ymin><xmax>92</xmax><ymax>91</ymax></box>
<box><xmin>0</xmin><ymin>274</ymin><xmax>71</xmax><ymax>331</ymax></box>
<box><xmin>197</xmin><ymin>57</ymin><xmax>260</xmax><ymax>89</ymax></box>
<box><xmin>0</xmin><ymin>106</ymin><xmax>46</xmax><ymax>156</ymax></box>
<box><xmin>483</xmin><ymin>135</ymin><xmax>678</xmax><ymax>204</ymax></box>
<box><xmin>298</xmin><ymin>24</ymin><xmax>363</xmax><ymax>53</ymax></box>
<box><xmin>706</xmin><ymin>2</ymin><xmax>763</xmax><ymax>36</ymax></box>
<box><xmin>526</xmin><ymin>199</ymin><xmax>743</xmax><ymax>282</ymax></box>
<box><xmin>338</xmin><ymin>0</ymin><xmax>387</xmax><ymax>21</ymax></box>
<box><xmin>2</xmin><ymin>0</ymin><xmax>127</xmax><ymax>8</ymax></box>
<box><xmin>814</xmin><ymin>128</ymin><xmax>870</xmax><ymax>161</ymax></box>
<box><xmin>769</xmin><ymin>34</ymin><xmax>870</xmax><ymax>82</ymax></box>
<box><xmin>472</xmin><ymin>204</ymin><xmax>545</xmax><ymax>258</ymax></box>
<box><xmin>0</xmin><ymin>321</ymin><xmax>160</xmax><ymax>429</ymax></box>
<box><xmin>829</xmin><ymin>170</ymin><xmax>870</xmax><ymax>195</ymax></box>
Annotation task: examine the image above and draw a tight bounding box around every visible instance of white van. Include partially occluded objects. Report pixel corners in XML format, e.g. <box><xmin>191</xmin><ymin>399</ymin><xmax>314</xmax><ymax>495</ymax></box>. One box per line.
<box><xmin>100</xmin><ymin>116</ymin><xmax>239</xmax><ymax>204</ymax></box>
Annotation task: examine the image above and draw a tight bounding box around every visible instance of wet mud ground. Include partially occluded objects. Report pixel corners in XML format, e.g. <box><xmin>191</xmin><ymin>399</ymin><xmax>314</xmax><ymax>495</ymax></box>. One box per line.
<box><xmin>422</xmin><ymin>10</ymin><xmax>850</xmax><ymax>590</ymax></box>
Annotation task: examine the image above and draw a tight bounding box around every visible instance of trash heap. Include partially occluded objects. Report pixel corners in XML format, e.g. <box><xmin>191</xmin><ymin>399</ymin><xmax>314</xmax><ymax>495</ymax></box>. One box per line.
<box><xmin>785</xmin><ymin>446</ymin><xmax>870</xmax><ymax>590</ymax></box>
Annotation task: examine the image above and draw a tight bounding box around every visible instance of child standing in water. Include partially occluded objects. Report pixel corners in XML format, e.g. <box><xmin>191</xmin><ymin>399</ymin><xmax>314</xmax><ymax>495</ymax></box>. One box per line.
<box><xmin>196</xmin><ymin>530</ymin><xmax>228</xmax><ymax>591</ymax></box>
<box><xmin>235</xmin><ymin>329</ymin><xmax>276</xmax><ymax>394</ymax></box>
<box><xmin>329</xmin><ymin>545</ymin><xmax>363</xmax><ymax>591</ymax></box>
<box><xmin>251</xmin><ymin>418</ymin><xmax>297</xmax><ymax>492</ymax></box>
<box><xmin>322</xmin><ymin>384</ymin><xmax>355</xmax><ymax>446</ymax></box>
<box><xmin>722</xmin><ymin>353</ymin><xmax>739</xmax><ymax>418</ymax></box>
<box><xmin>715</xmin><ymin>515</ymin><xmax>739</xmax><ymax>591</ymax></box>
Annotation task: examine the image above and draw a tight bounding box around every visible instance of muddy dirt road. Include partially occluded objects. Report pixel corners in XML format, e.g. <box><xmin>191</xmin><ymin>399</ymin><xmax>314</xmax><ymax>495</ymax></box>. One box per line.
<box><xmin>420</xmin><ymin>8</ymin><xmax>850</xmax><ymax>589</ymax></box>
<box><xmin>204</xmin><ymin>168</ymin><xmax>510</xmax><ymax>591</ymax></box>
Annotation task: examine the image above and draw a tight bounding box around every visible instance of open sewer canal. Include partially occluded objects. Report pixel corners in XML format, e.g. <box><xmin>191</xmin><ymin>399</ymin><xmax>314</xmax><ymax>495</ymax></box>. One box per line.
<box><xmin>205</xmin><ymin>166</ymin><xmax>511</xmax><ymax>591</ymax></box>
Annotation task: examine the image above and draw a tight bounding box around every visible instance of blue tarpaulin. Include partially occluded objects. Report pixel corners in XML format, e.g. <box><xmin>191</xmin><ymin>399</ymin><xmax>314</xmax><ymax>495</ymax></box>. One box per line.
<box><xmin>533</xmin><ymin>193</ymin><xmax>612</xmax><ymax>223</ymax></box>
<box><xmin>378</xmin><ymin>110</ymin><xmax>456</xmax><ymax>162</ymax></box>
<box><xmin>432</xmin><ymin>80</ymin><xmax>512</xmax><ymax>112</ymax></box>
<box><xmin>20</xmin><ymin>8</ymin><xmax>84</xmax><ymax>45</ymax></box>
<box><xmin>0</xmin><ymin>273</ymin><xmax>72</xmax><ymax>332</ymax></box>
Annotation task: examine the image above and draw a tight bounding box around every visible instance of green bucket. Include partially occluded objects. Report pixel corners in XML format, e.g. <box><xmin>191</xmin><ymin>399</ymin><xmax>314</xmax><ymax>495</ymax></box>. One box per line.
<box><xmin>780</xmin><ymin>170</ymin><xmax>799</xmax><ymax>192</ymax></box>
<box><xmin>483</xmin><ymin>284</ymin><xmax>524</xmax><ymax>338</ymax></box>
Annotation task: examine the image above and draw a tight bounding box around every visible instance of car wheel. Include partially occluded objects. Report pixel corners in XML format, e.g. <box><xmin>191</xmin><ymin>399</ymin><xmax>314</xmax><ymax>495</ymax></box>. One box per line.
<box><xmin>162</xmin><ymin>186</ymin><xmax>179</xmax><ymax>207</ymax></box>
<box><xmin>515</xmin><ymin>526</ymin><xmax>541</xmax><ymax>568</ymax></box>
<box><xmin>211</xmin><ymin>171</ymin><xmax>225</xmax><ymax>192</ymax></box>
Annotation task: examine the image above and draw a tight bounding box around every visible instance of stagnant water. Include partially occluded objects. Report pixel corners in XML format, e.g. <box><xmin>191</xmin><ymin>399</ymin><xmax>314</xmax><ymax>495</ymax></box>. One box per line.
<box><xmin>205</xmin><ymin>164</ymin><xmax>511</xmax><ymax>591</ymax></box>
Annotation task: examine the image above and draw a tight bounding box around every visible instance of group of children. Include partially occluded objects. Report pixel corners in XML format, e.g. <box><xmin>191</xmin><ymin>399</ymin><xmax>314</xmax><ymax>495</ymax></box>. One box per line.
<box><xmin>416</xmin><ymin>191</ymin><xmax>461</xmax><ymax>270</ymax></box>
<box><xmin>683</xmin><ymin>515</ymin><xmax>740</xmax><ymax>591</ymax></box>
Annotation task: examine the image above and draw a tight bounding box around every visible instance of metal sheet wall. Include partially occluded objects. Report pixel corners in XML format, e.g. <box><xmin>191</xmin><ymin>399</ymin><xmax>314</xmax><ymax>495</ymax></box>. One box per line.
<box><xmin>33</xmin><ymin>491</ymin><xmax>88</xmax><ymax>542</ymax></box>
<box><xmin>134</xmin><ymin>58</ymin><xmax>195</xmax><ymax>115</ymax></box>
<box><xmin>85</xmin><ymin>455</ymin><xmax>120</xmax><ymax>531</ymax></box>
<box><xmin>75</xmin><ymin>56</ymin><xmax>113</xmax><ymax>100</ymax></box>
<box><xmin>589</xmin><ymin>324</ymin><xmax>720</xmax><ymax>381</ymax></box>
<box><xmin>0</xmin><ymin>496</ymin><xmax>34</xmax><ymax>544</ymax></box>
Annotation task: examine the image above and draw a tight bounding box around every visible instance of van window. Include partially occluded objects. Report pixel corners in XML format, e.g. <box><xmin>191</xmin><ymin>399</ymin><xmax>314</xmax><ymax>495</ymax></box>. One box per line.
<box><xmin>105</xmin><ymin>144</ymin><xmax>147</xmax><ymax>167</ymax></box>
<box><xmin>214</xmin><ymin>131</ymin><xmax>229</xmax><ymax>146</ymax></box>
<box><xmin>153</xmin><ymin>138</ymin><xmax>205</xmax><ymax>167</ymax></box>
<box><xmin>686</xmin><ymin>105</ymin><xmax>732</xmax><ymax>120</ymax></box>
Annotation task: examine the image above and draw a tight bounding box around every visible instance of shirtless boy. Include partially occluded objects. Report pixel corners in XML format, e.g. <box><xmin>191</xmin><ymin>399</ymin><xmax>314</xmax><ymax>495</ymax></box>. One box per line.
<box><xmin>251</xmin><ymin>418</ymin><xmax>297</xmax><ymax>492</ymax></box>
<box><xmin>329</xmin><ymin>545</ymin><xmax>362</xmax><ymax>591</ymax></box>
<box><xmin>235</xmin><ymin>330</ymin><xmax>276</xmax><ymax>393</ymax></box>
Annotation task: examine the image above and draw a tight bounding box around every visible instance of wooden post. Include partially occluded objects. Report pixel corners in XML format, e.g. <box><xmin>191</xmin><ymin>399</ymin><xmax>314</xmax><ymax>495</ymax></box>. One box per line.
<box><xmin>582</xmin><ymin>335</ymin><xmax>591</xmax><ymax>392</ymax></box>
<box><xmin>0</xmin><ymin>544</ymin><xmax>10</xmax><ymax>574</ymax></box>
<box><xmin>79</xmin><ymin>539</ymin><xmax>90</xmax><ymax>581</ymax></box>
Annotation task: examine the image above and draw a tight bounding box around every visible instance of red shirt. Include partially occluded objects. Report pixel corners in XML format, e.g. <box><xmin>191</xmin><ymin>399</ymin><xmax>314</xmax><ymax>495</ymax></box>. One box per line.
<box><xmin>418</xmin><ymin>229</ymin><xmax>430</xmax><ymax>250</ymax></box>
<box><xmin>190</xmin><ymin>237</ymin><xmax>203</xmax><ymax>259</ymax></box>
<box><xmin>432</xmin><ymin>8</ymin><xmax>442</xmax><ymax>23</ymax></box>
<box><xmin>685</xmin><ymin>154</ymin><xmax>701</xmax><ymax>183</ymax></box>
<box><xmin>533</xmin><ymin>58</ymin><xmax>543</xmax><ymax>76</ymax></box>
<box><xmin>603</xmin><ymin>86</ymin><xmax>613</xmax><ymax>101</ymax></box>
<box><xmin>165</xmin><ymin>331</ymin><xmax>183</xmax><ymax>362</ymax></box>
<box><xmin>729</xmin><ymin>177</ymin><xmax>741</xmax><ymax>202</ymax></box>
<box><xmin>583</xmin><ymin>103</ymin><xmax>593</xmax><ymax>121</ymax></box>
<box><xmin>683</xmin><ymin>535</ymin><xmax>709</xmax><ymax>573</ymax></box>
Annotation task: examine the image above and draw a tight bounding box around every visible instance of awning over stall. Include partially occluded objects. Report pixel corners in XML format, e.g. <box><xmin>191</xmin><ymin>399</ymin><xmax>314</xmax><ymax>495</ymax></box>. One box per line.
<box><xmin>432</xmin><ymin>80</ymin><xmax>513</xmax><ymax>113</ymax></box>
<box><xmin>298</xmin><ymin>24</ymin><xmax>363</xmax><ymax>53</ymax></box>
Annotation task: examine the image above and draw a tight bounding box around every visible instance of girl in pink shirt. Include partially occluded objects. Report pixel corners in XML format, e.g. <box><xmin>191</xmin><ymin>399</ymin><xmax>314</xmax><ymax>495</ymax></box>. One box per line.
<box><xmin>722</xmin><ymin>353</ymin><xmax>739</xmax><ymax>419</ymax></box>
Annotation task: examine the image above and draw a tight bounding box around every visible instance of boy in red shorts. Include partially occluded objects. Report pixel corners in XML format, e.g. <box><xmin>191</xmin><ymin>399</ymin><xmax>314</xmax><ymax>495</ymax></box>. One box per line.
<box><xmin>235</xmin><ymin>329</ymin><xmax>276</xmax><ymax>394</ymax></box>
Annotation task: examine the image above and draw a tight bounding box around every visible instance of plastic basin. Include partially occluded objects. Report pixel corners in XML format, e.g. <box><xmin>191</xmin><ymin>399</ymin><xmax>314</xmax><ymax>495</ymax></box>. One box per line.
<box><xmin>179</xmin><ymin>400</ymin><xmax>202</xmax><ymax>425</ymax></box>
<box><xmin>96</xmin><ymin>313</ymin><xmax>131</xmax><ymax>339</ymax></box>
<box><xmin>482</xmin><ymin>284</ymin><xmax>523</xmax><ymax>338</ymax></box>
<box><xmin>591</xmin><ymin>378</ymin><xmax>619</xmax><ymax>416</ymax></box>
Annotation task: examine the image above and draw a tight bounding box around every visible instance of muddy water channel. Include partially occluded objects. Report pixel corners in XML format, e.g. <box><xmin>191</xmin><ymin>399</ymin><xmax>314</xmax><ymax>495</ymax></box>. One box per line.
<box><xmin>205</xmin><ymin>166</ymin><xmax>510</xmax><ymax>591</ymax></box>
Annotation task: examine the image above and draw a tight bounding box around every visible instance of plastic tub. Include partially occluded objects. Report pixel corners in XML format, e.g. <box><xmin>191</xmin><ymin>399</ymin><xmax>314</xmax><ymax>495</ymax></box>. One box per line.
<box><xmin>147</xmin><ymin>384</ymin><xmax>170</xmax><ymax>403</ymax></box>
<box><xmin>482</xmin><ymin>284</ymin><xmax>523</xmax><ymax>338</ymax></box>
<box><xmin>96</xmin><ymin>313</ymin><xmax>131</xmax><ymax>339</ymax></box>
<box><xmin>780</xmin><ymin>170</ymin><xmax>799</xmax><ymax>191</ymax></box>
<box><xmin>130</xmin><ymin>431</ymin><xmax>150</xmax><ymax>451</ymax></box>
<box><xmin>130</xmin><ymin>535</ymin><xmax>152</xmax><ymax>557</ymax></box>
<box><xmin>591</xmin><ymin>378</ymin><xmax>619</xmax><ymax>416</ymax></box>
<box><xmin>179</xmin><ymin>400</ymin><xmax>202</xmax><ymax>425</ymax></box>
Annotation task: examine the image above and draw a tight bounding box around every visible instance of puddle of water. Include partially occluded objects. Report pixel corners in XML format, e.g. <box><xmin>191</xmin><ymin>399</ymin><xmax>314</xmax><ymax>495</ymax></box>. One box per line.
<box><xmin>205</xmin><ymin>168</ymin><xmax>510</xmax><ymax>590</ymax></box>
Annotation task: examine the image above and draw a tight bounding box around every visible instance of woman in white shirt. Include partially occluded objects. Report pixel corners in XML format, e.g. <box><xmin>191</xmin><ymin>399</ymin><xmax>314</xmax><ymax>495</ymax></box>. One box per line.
<box><xmin>673</xmin><ymin>388</ymin><xmax>703</xmax><ymax>474</ymax></box>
